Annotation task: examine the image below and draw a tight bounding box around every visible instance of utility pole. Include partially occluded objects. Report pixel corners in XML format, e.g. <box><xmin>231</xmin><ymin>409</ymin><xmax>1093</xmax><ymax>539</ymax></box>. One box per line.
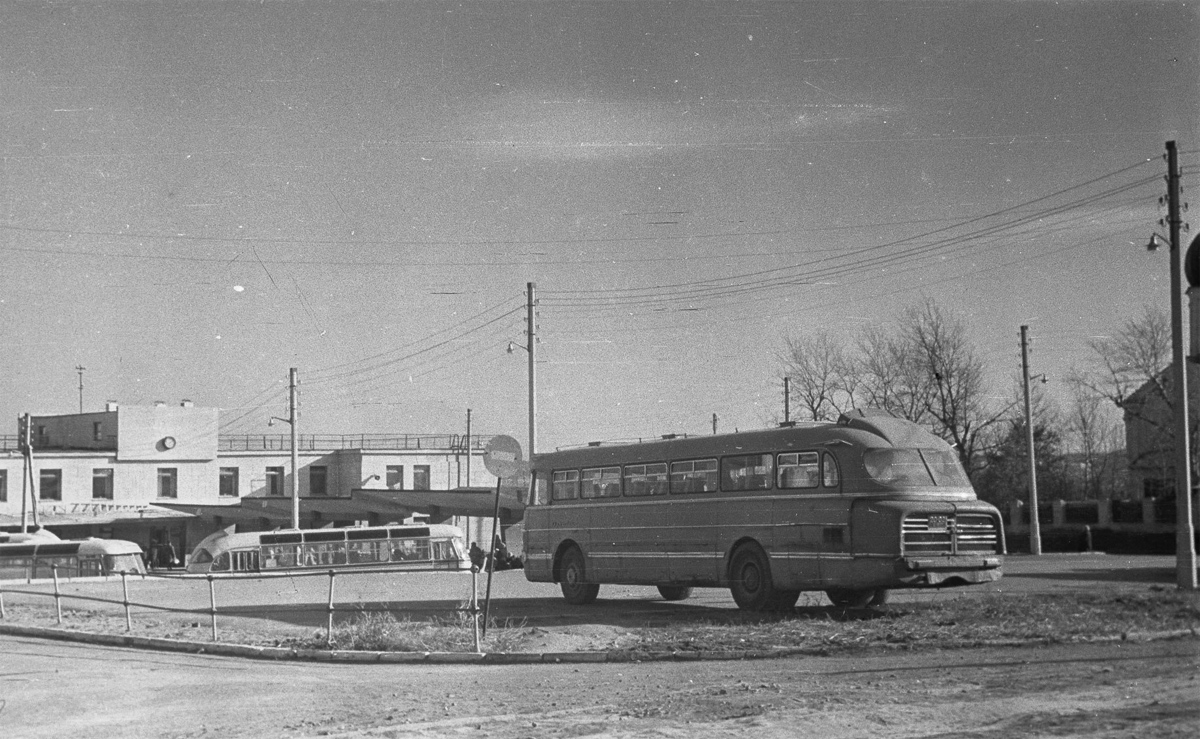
<box><xmin>712</xmin><ymin>413</ymin><xmax>718</xmax><ymax>435</ymax></box>
<box><xmin>1020</xmin><ymin>325</ymin><xmax>1042</xmax><ymax>555</ymax></box>
<box><xmin>75</xmin><ymin>365</ymin><xmax>85</xmax><ymax>413</ymax></box>
<box><xmin>783</xmin><ymin>377</ymin><xmax>791</xmax><ymax>423</ymax></box>
<box><xmin>526</xmin><ymin>282</ymin><xmax>537</xmax><ymax>459</ymax></box>
<box><xmin>1164</xmin><ymin>140</ymin><xmax>1197</xmax><ymax>589</ymax></box>
<box><xmin>289</xmin><ymin>368</ymin><xmax>300</xmax><ymax>530</ymax></box>
<box><xmin>465</xmin><ymin>408</ymin><xmax>472</xmax><ymax>488</ymax></box>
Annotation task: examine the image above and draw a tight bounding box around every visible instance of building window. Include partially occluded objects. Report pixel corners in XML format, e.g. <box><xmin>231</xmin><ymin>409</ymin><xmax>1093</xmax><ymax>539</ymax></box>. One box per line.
<box><xmin>93</xmin><ymin>422</ymin><xmax>103</xmax><ymax>441</ymax></box>
<box><xmin>157</xmin><ymin>468</ymin><xmax>178</xmax><ymax>498</ymax></box>
<box><xmin>386</xmin><ymin>465</ymin><xmax>404</xmax><ymax>489</ymax></box>
<box><xmin>413</xmin><ymin>465</ymin><xmax>431</xmax><ymax>491</ymax></box>
<box><xmin>92</xmin><ymin>468</ymin><xmax>114</xmax><ymax>500</ymax></box>
<box><xmin>36</xmin><ymin>426</ymin><xmax>49</xmax><ymax>447</ymax></box>
<box><xmin>309</xmin><ymin>465</ymin><xmax>328</xmax><ymax>497</ymax></box>
<box><xmin>219</xmin><ymin>468</ymin><xmax>239</xmax><ymax>498</ymax></box>
<box><xmin>39</xmin><ymin>469</ymin><xmax>62</xmax><ymax>501</ymax></box>
<box><xmin>0</xmin><ymin>470</ymin><xmax>7</xmax><ymax>502</ymax></box>
<box><xmin>266</xmin><ymin>467</ymin><xmax>285</xmax><ymax>497</ymax></box>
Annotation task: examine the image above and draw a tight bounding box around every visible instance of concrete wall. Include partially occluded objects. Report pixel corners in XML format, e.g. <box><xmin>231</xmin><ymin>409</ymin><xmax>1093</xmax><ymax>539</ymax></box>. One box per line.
<box><xmin>116</xmin><ymin>405</ymin><xmax>218</xmax><ymax>462</ymax></box>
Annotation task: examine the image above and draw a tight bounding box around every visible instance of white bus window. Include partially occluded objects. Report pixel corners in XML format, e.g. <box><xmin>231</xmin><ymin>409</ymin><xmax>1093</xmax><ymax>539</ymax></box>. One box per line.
<box><xmin>581</xmin><ymin>467</ymin><xmax>622</xmax><ymax>498</ymax></box>
<box><xmin>670</xmin><ymin>459</ymin><xmax>718</xmax><ymax>493</ymax></box>
<box><xmin>431</xmin><ymin>540</ymin><xmax>458</xmax><ymax>561</ymax></box>
<box><xmin>822</xmin><ymin>453</ymin><xmax>841</xmax><ymax>488</ymax></box>
<box><xmin>778</xmin><ymin>452</ymin><xmax>820</xmax><ymax>489</ymax></box>
<box><xmin>624</xmin><ymin>463</ymin><xmax>668</xmax><ymax>496</ymax></box>
<box><xmin>552</xmin><ymin>470</ymin><xmax>580</xmax><ymax>501</ymax></box>
<box><xmin>722</xmin><ymin>454</ymin><xmax>773</xmax><ymax>491</ymax></box>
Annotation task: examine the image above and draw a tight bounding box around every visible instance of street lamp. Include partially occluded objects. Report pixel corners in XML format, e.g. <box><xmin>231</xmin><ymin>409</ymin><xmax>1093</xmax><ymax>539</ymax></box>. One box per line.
<box><xmin>1146</xmin><ymin>140</ymin><xmax>1197</xmax><ymax>590</ymax></box>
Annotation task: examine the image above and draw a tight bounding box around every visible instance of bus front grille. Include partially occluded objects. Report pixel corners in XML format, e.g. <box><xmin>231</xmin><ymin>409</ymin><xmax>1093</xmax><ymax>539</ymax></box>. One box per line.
<box><xmin>902</xmin><ymin>514</ymin><xmax>999</xmax><ymax>555</ymax></box>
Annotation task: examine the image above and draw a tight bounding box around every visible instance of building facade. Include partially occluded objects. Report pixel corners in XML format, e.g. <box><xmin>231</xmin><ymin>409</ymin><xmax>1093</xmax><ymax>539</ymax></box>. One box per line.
<box><xmin>1</xmin><ymin>403</ymin><xmax>522</xmax><ymax>566</ymax></box>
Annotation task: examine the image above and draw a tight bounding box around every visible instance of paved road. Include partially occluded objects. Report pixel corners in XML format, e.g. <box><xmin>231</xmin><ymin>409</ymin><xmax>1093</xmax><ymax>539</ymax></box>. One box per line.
<box><xmin>0</xmin><ymin>553</ymin><xmax>1186</xmax><ymax>629</ymax></box>
<box><xmin>2</xmin><ymin>630</ymin><xmax>1195</xmax><ymax>739</ymax></box>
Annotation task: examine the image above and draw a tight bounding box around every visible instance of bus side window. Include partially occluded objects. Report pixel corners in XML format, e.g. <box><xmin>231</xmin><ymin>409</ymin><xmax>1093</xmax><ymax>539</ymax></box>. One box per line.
<box><xmin>212</xmin><ymin>552</ymin><xmax>230</xmax><ymax>572</ymax></box>
<box><xmin>552</xmin><ymin>470</ymin><xmax>579</xmax><ymax>501</ymax></box>
<box><xmin>533</xmin><ymin>472</ymin><xmax>551</xmax><ymax>505</ymax></box>
<box><xmin>822</xmin><ymin>453</ymin><xmax>840</xmax><ymax>488</ymax></box>
<box><xmin>778</xmin><ymin>452</ymin><xmax>820</xmax><ymax>489</ymax></box>
<box><xmin>722</xmin><ymin>454</ymin><xmax>773</xmax><ymax>491</ymax></box>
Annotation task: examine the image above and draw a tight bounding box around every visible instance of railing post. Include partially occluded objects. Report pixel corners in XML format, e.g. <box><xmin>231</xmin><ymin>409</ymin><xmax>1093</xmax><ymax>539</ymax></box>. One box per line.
<box><xmin>120</xmin><ymin>570</ymin><xmax>132</xmax><ymax>632</ymax></box>
<box><xmin>52</xmin><ymin>564</ymin><xmax>62</xmax><ymax>625</ymax></box>
<box><xmin>471</xmin><ymin>567</ymin><xmax>481</xmax><ymax>653</ymax></box>
<box><xmin>326</xmin><ymin>570</ymin><xmax>336</xmax><ymax>647</ymax></box>
<box><xmin>207</xmin><ymin>574</ymin><xmax>218</xmax><ymax>641</ymax></box>
<box><xmin>0</xmin><ymin>583</ymin><xmax>6</xmax><ymax>619</ymax></box>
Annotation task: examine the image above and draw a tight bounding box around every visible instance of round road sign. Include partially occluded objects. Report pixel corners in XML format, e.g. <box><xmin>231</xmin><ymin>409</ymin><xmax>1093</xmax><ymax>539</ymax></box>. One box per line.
<box><xmin>483</xmin><ymin>435</ymin><xmax>524</xmax><ymax>478</ymax></box>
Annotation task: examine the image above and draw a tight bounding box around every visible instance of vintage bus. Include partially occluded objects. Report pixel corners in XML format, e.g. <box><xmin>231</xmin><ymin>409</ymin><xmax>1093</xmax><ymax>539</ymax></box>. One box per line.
<box><xmin>0</xmin><ymin>535</ymin><xmax>146</xmax><ymax>580</ymax></box>
<box><xmin>523</xmin><ymin>409</ymin><xmax>1004</xmax><ymax>610</ymax></box>
<box><xmin>185</xmin><ymin>523</ymin><xmax>471</xmax><ymax>575</ymax></box>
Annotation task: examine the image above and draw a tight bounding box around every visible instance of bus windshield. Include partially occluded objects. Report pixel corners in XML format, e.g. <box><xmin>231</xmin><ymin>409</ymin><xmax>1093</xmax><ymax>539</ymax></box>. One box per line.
<box><xmin>863</xmin><ymin>448</ymin><xmax>970</xmax><ymax>488</ymax></box>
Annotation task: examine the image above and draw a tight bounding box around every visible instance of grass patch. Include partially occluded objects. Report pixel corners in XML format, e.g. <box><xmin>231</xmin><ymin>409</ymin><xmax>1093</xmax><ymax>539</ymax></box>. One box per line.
<box><xmin>284</xmin><ymin>611</ymin><xmax>528</xmax><ymax>654</ymax></box>
<box><xmin>2</xmin><ymin>588</ymin><xmax>1196</xmax><ymax>656</ymax></box>
<box><xmin>616</xmin><ymin>588</ymin><xmax>1200</xmax><ymax>656</ymax></box>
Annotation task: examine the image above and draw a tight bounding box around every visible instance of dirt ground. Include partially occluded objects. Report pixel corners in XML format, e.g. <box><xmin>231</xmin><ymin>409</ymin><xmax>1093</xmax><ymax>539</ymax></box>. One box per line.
<box><xmin>3</xmin><ymin>633</ymin><xmax>1197</xmax><ymax>738</ymax></box>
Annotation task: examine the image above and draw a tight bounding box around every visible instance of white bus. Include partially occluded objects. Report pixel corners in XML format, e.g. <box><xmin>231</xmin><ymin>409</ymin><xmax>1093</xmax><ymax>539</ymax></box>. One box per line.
<box><xmin>185</xmin><ymin>523</ymin><xmax>470</xmax><ymax>575</ymax></box>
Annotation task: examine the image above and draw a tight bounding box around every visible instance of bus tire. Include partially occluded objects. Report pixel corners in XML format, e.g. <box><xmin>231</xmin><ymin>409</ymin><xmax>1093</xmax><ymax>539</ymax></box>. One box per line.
<box><xmin>825</xmin><ymin>588</ymin><xmax>877</xmax><ymax>609</ymax></box>
<box><xmin>657</xmin><ymin>585</ymin><xmax>693</xmax><ymax>601</ymax></box>
<box><xmin>729</xmin><ymin>543</ymin><xmax>777</xmax><ymax>612</ymax></box>
<box><xmin>559</xmin><ymin>546</ymin><xmax>599</xmax><ymax>605</ymax></box>
<box><xmin>869</xmin><ymin>588</ymin><xmax>890</xmax><ymax>607</ymax></box>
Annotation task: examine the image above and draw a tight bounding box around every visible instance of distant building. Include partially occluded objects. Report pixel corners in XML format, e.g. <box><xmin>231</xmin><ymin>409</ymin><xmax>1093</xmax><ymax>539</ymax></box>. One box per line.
<box><xmin>1121</xmin><ymin>363</ymin><xmax>1200</xmax><ymax>499</ymax></box>
<box><xmin>0</xmin><ymin>402</ymin><xmax>524</xmax><ymax>565</ymax></box>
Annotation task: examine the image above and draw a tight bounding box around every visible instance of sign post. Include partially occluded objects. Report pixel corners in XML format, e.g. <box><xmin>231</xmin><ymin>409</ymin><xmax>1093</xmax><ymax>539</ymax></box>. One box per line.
<box><xmin>480</xmin><ymin>435</ymin><xmax>525</xmax><ymax>639</ymax></box>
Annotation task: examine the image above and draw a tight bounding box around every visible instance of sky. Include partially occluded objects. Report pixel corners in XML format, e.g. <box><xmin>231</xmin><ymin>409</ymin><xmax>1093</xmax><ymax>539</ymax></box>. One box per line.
<box><xmin>1</xmin><ymin>0</ymin><xmax>1198</xmax><ymax>455</ymax></box>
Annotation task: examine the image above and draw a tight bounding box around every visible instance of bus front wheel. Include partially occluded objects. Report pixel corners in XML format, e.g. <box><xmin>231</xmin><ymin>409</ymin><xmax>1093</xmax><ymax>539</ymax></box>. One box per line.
<box><xmin>558</xmin><ymin>547</ymin><xmax>599</xmax><ymax>605</ymax></box>
<box><xmin>657</xmin><ymin>585</ymin><xmax>693</xmax><ymax>601</ymax></box>
<box><xmin>729</xmin><ymin>543</ymin><xmax>781</xmax><ymax>611</ymax></box>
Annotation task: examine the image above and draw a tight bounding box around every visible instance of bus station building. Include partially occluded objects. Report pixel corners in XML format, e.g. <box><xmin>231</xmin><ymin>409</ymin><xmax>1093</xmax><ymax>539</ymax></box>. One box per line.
<box><xmin>0</xmin><ymin>402</ymin><xmax>525</xmax><ymax>566</ymax></box>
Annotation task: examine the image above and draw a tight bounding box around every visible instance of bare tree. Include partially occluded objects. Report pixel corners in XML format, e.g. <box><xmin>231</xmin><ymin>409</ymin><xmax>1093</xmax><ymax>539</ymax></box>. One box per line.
<box><xmin>779</xmin><ymin>331</ymin><xmax>855</xmax><ymax>421</ymax></box>
<box><xmin>1085</xmin><ymin>306</ymin><xmax>1171</xmax><ymax>412</ymax></box>
<box><xmin>778</xmin><ymin>299</ymin><xmax>1005</xmax><ymax>478</ymax></box>
<box><xmin>1065</xmin><ymin>370</ymin><xmax>1124</xmax><ymax>499</ymax></box>
<box><xmin>856</xmin><ymin>324</ymin><xmax>936</xmax><ymax>424</ymax></box>
<box><xmin>899</xmin><ymin>300</ymin><xmax>1008</xmax><ymax>477</ymax></box>
<box><xmin>1081</xmin><ymin>306</ymin><xmax>1183</xmax><ymax>482</ymax></box>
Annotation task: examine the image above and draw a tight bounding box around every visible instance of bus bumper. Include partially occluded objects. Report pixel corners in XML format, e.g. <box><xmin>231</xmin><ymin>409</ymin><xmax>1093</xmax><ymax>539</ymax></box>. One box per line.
<box><xmin>896</xmin><ymin>555</ymin><xmax>1003</xmax><ymax>586</ymax></box>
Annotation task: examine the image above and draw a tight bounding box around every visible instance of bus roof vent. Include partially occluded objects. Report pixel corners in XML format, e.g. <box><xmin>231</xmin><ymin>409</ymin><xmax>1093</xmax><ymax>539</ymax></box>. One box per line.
<box><xmin>587</xmin><ymin>441</ymin><xmax>603</xmax><ymax>447</ymax></box>
<box><xmin>661</xmin><ymin>433</ymin><xmax>678</xmax><ymax>440</ymax></box>
<box><xmin>778</xmin><ymin>421</ymin><xmax>796</xmax><ymax>428</ymax></box>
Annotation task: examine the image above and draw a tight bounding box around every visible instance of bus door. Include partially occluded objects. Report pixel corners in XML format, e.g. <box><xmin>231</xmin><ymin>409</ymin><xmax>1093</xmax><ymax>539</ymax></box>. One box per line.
<box><xmin>774</xmin><ymin>451</ymin><xmax>845</xmax><ymax>589</ymax></box>
<box><xmin>578</xmin><ymin>467</ymin><xmax>622</xmax><ymax>581</ymax></box>
<box><xmin>617</xmin><ymin>464</ymin><xmax>670</xmax><ymax>583</ymax></box>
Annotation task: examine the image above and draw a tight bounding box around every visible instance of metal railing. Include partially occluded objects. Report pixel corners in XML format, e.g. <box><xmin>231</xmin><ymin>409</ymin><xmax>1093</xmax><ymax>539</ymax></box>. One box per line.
<box><xmin>218</xmin><ymin>433</ymin><xmax>494</xmax><ymax>453</ymax></box>
<box><xmin>0</xmin><ymin>564</ymin><xmax>490</xmax><ymax>652</ymax></box>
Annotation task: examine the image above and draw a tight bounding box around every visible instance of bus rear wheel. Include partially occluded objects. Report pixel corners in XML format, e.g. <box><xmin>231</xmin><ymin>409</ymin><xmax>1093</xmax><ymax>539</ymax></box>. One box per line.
<box><xmin>558</xmin><ymin>546</ymin><xmax>599</xmax><ymax>605</ymax></box>
<box><xmin>825</xmin><ymin>587</ymin><xmax>887</xmax><ymax>609</ymax></box>
<box><xmin>729</xmin><ymin>543</ymin><xmax>783</xmax><ymax>612</ymax></box>
<box><xmin>657</xmin><ymin>585</ymin><xmax>693</xmax><ymax>601</ymax></box>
